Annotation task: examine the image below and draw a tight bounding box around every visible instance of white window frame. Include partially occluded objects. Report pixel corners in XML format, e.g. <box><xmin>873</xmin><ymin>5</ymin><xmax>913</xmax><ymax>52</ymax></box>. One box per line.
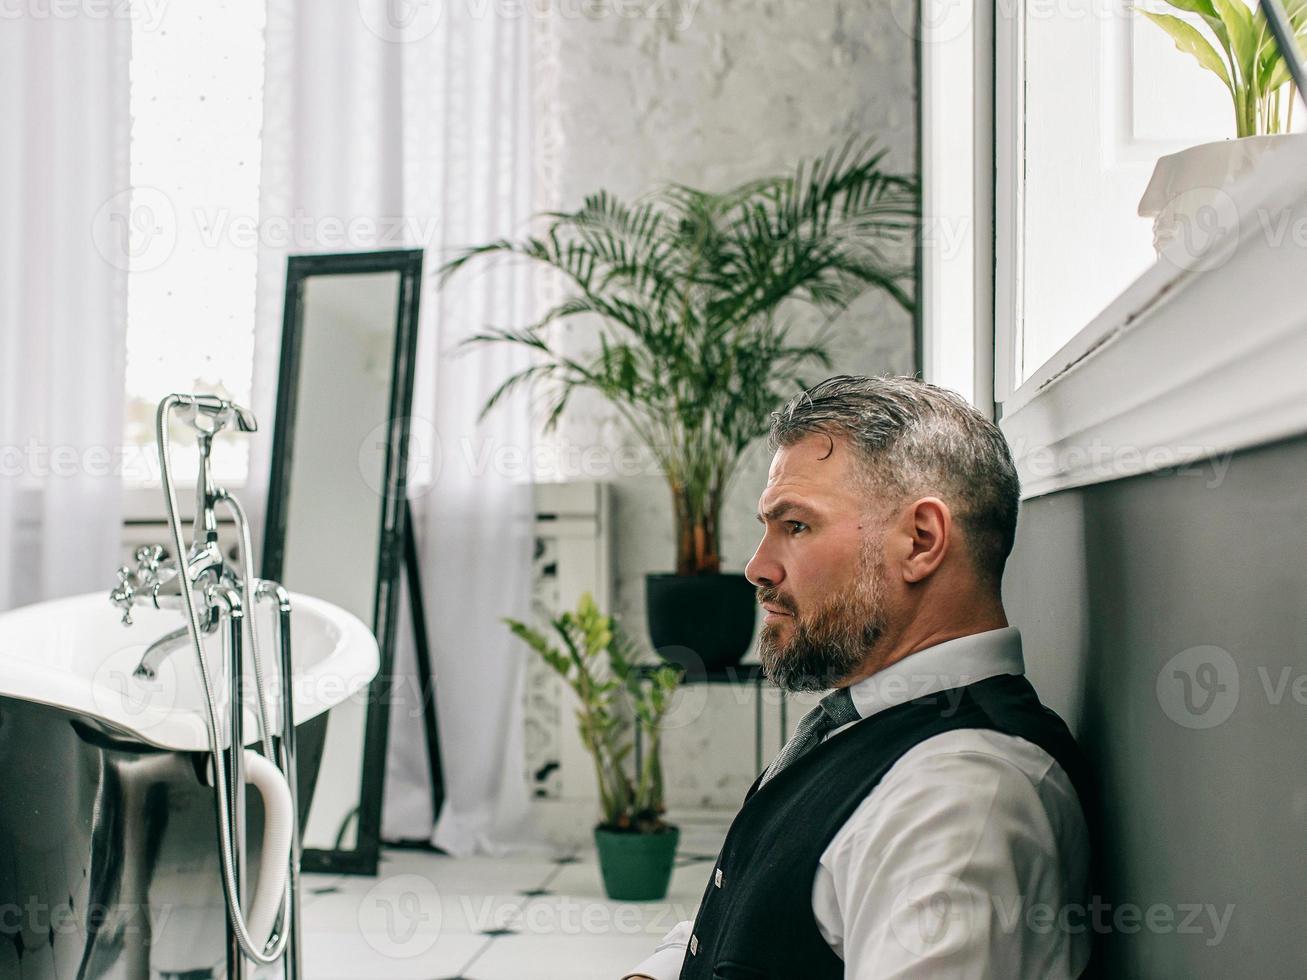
<box><xmin>992</xmin><ymin>3</ymin><xmax>1023</xmax><ymax>411</ymax></box>
<box><xmin>921</xmin><ymin>6</ymin><xmax>1307</xmax><ymax>500</ymax></box>
<box><xmin>919</xmin><ymin>0</ymin><xmax>994</xmax><ymax>414</ymax></box>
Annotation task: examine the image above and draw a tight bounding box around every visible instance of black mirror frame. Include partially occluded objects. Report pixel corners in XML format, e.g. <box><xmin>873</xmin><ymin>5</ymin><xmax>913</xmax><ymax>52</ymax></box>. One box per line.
<box><xmin>261</xmin><ymin>247</ymin><xmax>424</xmax><ymax>876</ymax></box>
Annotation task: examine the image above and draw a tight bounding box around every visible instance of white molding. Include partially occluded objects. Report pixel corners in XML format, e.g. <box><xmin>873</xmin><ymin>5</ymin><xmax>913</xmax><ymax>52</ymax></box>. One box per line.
<box><xmin>1000</xmin><ymin>139</ymin><xmax>1307</xmax><ymax>498</ymax></box>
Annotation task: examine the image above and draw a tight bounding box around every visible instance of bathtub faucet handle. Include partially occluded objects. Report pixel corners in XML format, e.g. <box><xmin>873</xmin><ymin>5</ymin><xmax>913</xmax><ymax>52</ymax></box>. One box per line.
<box><xmin>131</xmin><ymin>544</ymin><xmax>177</xmax><ymax>592</ymax></box>
<box><xmin>134</xmin><ymin>544</ymin><xmax>166</xmax><ymax>572</ymax></box>
<box><xmin>110</xmin><ymin>566</ymin><xmax>137</xmax><ymax>626</ymax></box>
<box><xmin>109</xmin><ymin>546</ymin><xmax>175</xmax><ymax>626</ymax></box>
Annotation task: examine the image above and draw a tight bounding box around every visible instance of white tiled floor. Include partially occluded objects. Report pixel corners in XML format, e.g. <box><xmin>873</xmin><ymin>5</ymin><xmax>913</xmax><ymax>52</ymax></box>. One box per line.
<box><xmin>298</xmin><ymin>815</ymin><xmax>729</xmax><ymax>980</ymax></box>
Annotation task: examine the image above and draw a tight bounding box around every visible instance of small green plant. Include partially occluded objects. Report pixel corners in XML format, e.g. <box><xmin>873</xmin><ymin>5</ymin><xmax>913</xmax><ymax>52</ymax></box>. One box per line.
<box><xmin>1137</xmin><ymin>0</ymin><xmax>1307</xmax><ymax>136</ymax></box>
<box><xmin>504</xmin><ymin>593</ymin><xmax>683</xmax><ymax>833</ymax></box>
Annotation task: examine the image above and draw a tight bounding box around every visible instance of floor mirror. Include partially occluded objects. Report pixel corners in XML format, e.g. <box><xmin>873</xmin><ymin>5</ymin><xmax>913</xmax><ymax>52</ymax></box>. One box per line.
<box><xmin>262</xmin><ymin>248</ymin><xmax>423</xmax><ymax>874</ymax></box>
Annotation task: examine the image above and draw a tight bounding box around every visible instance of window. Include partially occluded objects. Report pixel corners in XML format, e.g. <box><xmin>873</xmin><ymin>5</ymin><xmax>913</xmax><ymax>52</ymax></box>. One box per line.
<box><xmin>913</xmin><ymin>1</ymin><xmax>1307</xmax><ymax>498</ymax></box>
<box><xmin>995</xmin><ymin>0</ymin><xmax>1302</xmax><ymax>400</ymax></box>
<box><xmin>122</xmin><ymin>1</ymin><xmax>266</xmax><ymax>488</ymax></box>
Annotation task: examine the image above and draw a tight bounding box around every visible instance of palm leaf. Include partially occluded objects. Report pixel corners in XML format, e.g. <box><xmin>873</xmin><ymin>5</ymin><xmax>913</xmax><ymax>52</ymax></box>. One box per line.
<box><xmin>441</xmin><ymin>143</ymin><xmax>917</xmax><ymax>572</ymax></box>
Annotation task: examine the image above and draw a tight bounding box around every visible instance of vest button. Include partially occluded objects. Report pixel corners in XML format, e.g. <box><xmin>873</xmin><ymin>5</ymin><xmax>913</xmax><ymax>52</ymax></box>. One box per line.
<box><xmin>690</xmin><ymin>933</ymin><xmax>699</xmax><ymax>955</ymax></box>
<box><xmin>714</xmin><ymin>868</ymin><xmax>723</xmax><ymax>887</ymax></box>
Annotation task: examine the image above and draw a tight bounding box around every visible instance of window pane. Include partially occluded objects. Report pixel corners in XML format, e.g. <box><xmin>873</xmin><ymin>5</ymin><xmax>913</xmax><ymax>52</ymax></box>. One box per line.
<box><xmin>1013</xmin><ymin>2</ymin><xmax>1303</xmax><ymax>388</ymax></box>
<box><xmin>123</xmin><ymin>1</ymin><xmax>266</xmax><ymax>486</ymax></box>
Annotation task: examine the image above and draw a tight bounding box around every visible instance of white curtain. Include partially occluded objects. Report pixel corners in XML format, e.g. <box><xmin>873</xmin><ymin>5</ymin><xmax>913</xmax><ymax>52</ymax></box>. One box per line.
<box><xmin>253</xmin><ymin>0</ymin><xmax>539</xmax><ymax>855</ymax></box>
<box><xmin>0</xmin><ymin>13</ymin><xmax>130</xmax><ymax>611</ymax></box>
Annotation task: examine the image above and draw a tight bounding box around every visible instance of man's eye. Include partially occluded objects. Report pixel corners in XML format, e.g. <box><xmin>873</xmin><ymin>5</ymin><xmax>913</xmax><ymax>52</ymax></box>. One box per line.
<box><xmin>786</xmin><ymin>521</ymin><xmax>807</xmax><ymax>535</ymax></box>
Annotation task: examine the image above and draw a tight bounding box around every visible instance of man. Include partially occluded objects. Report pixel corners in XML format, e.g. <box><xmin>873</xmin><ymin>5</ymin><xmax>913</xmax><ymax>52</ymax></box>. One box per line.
<box><xmin>624</xmin><ymin>375</ymin><xmax>1092</xmax><ymax>979</ymax></box>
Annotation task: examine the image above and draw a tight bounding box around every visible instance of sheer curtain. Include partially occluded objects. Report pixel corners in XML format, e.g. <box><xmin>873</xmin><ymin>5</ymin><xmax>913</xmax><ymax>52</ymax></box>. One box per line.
<box><xmin>0</xmin><ymin>13</ymin><xmax>131</xmax><ymax>611</ymax></box>
<box><xmin>252</xmin><ymin>0</ymin><xmax>539</xmax><ymax>855</ymax></box>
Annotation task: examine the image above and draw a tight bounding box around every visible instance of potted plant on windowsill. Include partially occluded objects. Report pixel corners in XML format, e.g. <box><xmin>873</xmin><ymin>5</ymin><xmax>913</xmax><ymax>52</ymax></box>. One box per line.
<box><xmin>503</xmin><ymin>593</ymin><xmax>684</xmax><ymax>901</ymax></box>
<box><xmin>443</xmin><ymin>143</ymin><xmax>917</xmax><ymax>673</ymax></box>
<box><xmin>1136</xmin><ymin>0</ymin><xmax>1307</xmax><ymax>254</ymax></box>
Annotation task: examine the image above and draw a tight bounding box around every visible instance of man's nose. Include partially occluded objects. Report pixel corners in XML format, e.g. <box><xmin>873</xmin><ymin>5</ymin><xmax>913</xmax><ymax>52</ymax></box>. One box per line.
<box><xmin>745</xmin><ymin>540</ymin><xmax>784</xmax><ymax>588</ymax></box>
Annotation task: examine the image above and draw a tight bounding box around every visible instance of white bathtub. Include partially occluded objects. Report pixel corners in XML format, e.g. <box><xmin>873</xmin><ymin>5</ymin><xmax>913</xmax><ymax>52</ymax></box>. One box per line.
<box><xmin>0</xmin><ymin>590</ymin><xmax>378</xmax><ymax>751</ymax></box>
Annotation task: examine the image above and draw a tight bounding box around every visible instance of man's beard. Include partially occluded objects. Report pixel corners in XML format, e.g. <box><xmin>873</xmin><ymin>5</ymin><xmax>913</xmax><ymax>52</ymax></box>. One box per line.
<box><xmin>757</xmin><ymin>543</ymin><xmax>888</xmax><ymax>693</ymax></box>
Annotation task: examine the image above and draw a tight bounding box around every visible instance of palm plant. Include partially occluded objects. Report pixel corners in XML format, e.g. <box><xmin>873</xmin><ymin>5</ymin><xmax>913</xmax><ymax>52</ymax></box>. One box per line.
<box><xmin>1138</xmin><ymin>0</ymin><xmax>1307</xmax><ymax>136</ymax></box>
<box><xmin>441</xmin><ymin>142</ymin><xmax>917</xmax><ymax>576</ymax></box>
<box><xmin>503</xmin><ymin>593</ymin><xmax>683</xmax><ymax>832</ymax></box>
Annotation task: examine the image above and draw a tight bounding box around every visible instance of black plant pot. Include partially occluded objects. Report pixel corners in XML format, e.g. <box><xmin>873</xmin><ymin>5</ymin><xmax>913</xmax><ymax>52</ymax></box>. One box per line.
<box><xmin>645</xmin><ymin>572</ymin><xmax>757</xmax><ymax>675</ymax></box>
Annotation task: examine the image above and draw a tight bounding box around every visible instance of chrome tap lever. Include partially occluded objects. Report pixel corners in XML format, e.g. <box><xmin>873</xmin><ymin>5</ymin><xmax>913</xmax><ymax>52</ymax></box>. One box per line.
<box><xmin>111</xmin><ymin>544</ymin><xmax>181</xmax><ymax>612</ymax></box>
<box><xmin>135</xmin><ymin>544</ymin><xmax>167</xmax><ymax>573</ymax></box>
<box><xmin>110</xmin><ymin>547</ymin><xmax>173</xmax><ymax>624</ymax></box>
<box><xmin>135</xmin><ymin>545</ymin><xmax>180</xmax><ymax>593</ymax></box>
<box><xmin>110</xmin><ymin>566</ymin><xmax>138</xmax><ymax>625</ymax></box>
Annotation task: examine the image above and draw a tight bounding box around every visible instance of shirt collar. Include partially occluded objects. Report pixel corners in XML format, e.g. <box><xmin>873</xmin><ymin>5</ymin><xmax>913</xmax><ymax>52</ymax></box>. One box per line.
<box><xmin>844</xmin><ymin>626</ymin><xmax>1025</xmax><ymax>721</ymax></box>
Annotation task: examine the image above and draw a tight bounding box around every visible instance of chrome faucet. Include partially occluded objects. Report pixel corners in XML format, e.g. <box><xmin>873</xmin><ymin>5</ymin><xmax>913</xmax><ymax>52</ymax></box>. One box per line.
<box><xmin>110</xmin><ymin>544</ymin><xmax>175</xmax><ymax>625</ymax></box>
<box><xmin>106</xmin><ymin>393</ymin><xmax>300</xmax><ymax>974</ymax></box>
<box><xmin>109</xmin><ymin>395</ymin><xmax>258</xmax><ymax>678</ymax></box>
<box><xmin>110</xmin><ymin>544</ymin><xmax>223</xmax><ymax>678</ymax></box>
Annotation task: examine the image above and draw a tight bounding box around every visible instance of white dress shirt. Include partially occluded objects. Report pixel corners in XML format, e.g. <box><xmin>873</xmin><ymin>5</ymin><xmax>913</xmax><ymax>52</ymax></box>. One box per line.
<box><xmin>623</xmin><ymin>627</ymin><xmax>1091</xmax><ymax>979</ymax></box>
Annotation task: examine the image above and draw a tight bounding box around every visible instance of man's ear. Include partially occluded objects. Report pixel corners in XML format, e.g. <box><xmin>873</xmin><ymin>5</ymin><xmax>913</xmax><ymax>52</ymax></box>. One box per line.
<box><xmin>895</xmin><ymin>496</ymin><xmax>951</xmax><ymax>584</ymax></box>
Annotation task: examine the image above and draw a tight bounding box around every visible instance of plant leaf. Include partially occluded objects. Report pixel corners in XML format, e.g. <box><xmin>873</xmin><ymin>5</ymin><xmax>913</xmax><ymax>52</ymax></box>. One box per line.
<box><xmin>1265</xmin><ymin>52</ymin><xmax>1294</xmax><ymax>92</ymax></box>
<box><xmin>1266</xmin><ymin>0</ymin><xmax>1307</xmax><ymax>89</ymax></box>
<box><xmin>1211</xmin><ymin>0</ymin><xmax>1257</xmax><ymax>86</ymax></box>
<box><xmin>446</xmin><ymin>143</ymin><xmax>917</xmax><ymax>571</ymax></box>
<box><xmin>1158</xmin><ymin>0</ymin><xmax>1232</xmax><ymax>52</ymax></box>
<box><xmin>1139</xmin><ymin>9</ymin><xmax>1234</xmax><ymax>90</ymax></box>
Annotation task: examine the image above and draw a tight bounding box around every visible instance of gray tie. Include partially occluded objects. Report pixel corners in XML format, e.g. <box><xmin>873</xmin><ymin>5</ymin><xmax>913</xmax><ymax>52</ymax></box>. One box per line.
<box><xmin>759</xmin><ymin>686</ymin><xmax>861</xmax><ymax>786</ymax></box>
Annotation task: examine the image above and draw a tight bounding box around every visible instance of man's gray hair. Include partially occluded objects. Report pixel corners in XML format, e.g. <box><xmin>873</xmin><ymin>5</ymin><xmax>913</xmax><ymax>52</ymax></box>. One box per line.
<box><xmin>768</xmin><ymin>375</ymin><xmax>1020</xmax><ymax>587</ymax></box>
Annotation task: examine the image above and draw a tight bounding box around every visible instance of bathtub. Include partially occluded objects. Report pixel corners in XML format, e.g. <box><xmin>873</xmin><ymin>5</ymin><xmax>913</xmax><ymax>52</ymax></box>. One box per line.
<box><xmin>0</xmin><ymin>590</ymin><xmax>379</xmax><ymax>979</ymax></box>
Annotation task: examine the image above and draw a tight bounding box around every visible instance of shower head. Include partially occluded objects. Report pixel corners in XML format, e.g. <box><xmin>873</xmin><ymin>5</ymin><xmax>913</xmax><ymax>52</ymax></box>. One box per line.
<box><xmin>175</xmin><ymin>394</ymin><xmax>258</xmax><ymax>436</ymax></box>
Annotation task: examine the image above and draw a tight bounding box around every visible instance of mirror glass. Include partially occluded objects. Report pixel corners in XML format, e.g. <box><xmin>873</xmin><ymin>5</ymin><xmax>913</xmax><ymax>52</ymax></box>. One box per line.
<box><xmin>288</xmin><ymin>272</ymin><xmax>396</xmax><ymax>853</ymax></box>
<box><xmin>263</xmin><ymin>249</ymin><xmax>423</xmax><ymax>873</ymax></box>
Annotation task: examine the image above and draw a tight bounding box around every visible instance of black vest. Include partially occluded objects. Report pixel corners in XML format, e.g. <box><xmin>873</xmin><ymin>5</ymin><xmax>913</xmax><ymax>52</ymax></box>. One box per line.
<box><xmin>678</xmin><ymin>672</ymin><xmax>1093</xmax><ymax>980</ymax></box>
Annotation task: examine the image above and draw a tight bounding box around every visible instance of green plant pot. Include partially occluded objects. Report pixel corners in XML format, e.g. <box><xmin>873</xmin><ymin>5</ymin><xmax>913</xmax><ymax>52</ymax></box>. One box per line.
<box><xmin>593</xmin><ymin>824</ymin><xmax>680</xmax><ymax>901</ymax></box>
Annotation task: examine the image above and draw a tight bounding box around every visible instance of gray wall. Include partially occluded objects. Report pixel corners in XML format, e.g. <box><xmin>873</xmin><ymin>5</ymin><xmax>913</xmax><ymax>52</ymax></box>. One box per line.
<box><xmin>1003</xmin><ymin>434</ymin><xmax>1307</xmax><ymax>976</ymax></box>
